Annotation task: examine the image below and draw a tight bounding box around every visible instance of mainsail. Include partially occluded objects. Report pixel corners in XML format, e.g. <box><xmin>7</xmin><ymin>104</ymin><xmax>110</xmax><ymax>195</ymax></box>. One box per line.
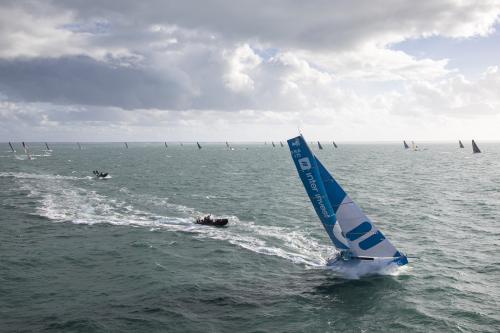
<box><xmin>8</xmin><ymin>142</ymin><xmax>15</xmax><ymax>152</ymax></box>
<box><xmin>288</xmin><ymin>135</ymin><xmax>407</xmax><ymax>265</ymax></box>
<box><xmin>472</xmin><ymin>140</ymin><xmax>481</xmax><ymax>153</ymax></box>
<box><xmin>22</xmin><ymin>142</ymin><xmax>32</xmax><ymax>159</ymax></box>
<box><xmin>459</xmin><ymin>140</ymin><xmax>464</xmax><ymax>148</ymax></box>
<box><xmin>317</xmin><ymin>141</ymin><xmax>323</xmax><ymax>150</ymax></box>
<box><xmin>403</xmin><ymin>141</ymin><xmax>409</xmax><ymax>149</ymax></box>
<box><xmin>332</xmin><ymin>141</ymin><xmax>338</xmax><ymax>148</ymax></box>
<box><xmin>197</xmin><ymin>142</ymin><xmax>202</xmax><ymax>149</ymax></box>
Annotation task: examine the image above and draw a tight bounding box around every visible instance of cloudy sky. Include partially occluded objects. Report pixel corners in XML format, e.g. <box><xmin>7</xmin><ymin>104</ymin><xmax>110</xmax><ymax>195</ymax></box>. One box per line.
<box><xmin>1</xmin><ymin>0</ymin><xmax>500</xmax><ymax>142</ymax></box>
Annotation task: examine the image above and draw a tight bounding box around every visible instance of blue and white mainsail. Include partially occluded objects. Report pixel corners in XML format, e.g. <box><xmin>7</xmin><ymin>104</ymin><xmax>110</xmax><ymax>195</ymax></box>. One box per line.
<box><xmin>288</xmin><ymin>135</ymin><xmax>407</xmax><ymax>266</ymax></box>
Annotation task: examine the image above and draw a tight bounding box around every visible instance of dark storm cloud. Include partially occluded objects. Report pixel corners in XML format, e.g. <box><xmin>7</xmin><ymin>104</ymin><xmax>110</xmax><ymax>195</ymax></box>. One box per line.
<box><xmin>0</xmin><ymin>56</ymin><xmax>195</xmax><ymax>110</ymax></box>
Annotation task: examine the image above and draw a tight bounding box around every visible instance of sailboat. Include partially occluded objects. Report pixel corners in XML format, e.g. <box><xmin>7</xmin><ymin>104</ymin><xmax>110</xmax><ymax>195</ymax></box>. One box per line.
<box><xmin>197</xmin><ymin>142</ymin><xmax>202</xmax><ymax>149</ymax></box>
<box><xmin>459</xmin><ymin>140</ymin><xmax>464</xmax><ymax>149</ymax></box>
<box><xmin>225</xmin><ymin>141</ymin><xmax>235</xmax><ymax>150</ymax></box>
<box><xmin>22</xmin><ymin>142</ymin><xmax>32</xmax><ymax>160</ymax></box>
<box><xmin>317</xmin><ymin>141</ymin><xmax>323</xmax><ymax>150</ymax></box>
<box><xmin>411</xmin><ymin>141</ymin><xmax>419</xmax><ymax>151</ymax></box>
<box><xmin>77</xmin><ymin>142</ymin><xmax>82</xmax><ymax>150</ymax></box>
<box><xmin>403</xmin><ymin>141</ymin><xmax>409</xmax><ymax>149</ymax></box>
<box><xmin>124</xmin><ymin>142</ymin><xmax>128</xmax><ymax>149</ymax></box>
<box><xmin>272</xmin><ymin>142</ymin><xmax>276</xmax><ymax>148</ymax></box>
<box><xmin>164</xmin><ymin>142</ymin><xmax>168</xmax><ymax>148</ymax></box>
<box><xmin>332</xmin><ymin>141</ymin><xmax>338</xmax><ymax>148</ymax></box>
<box><xmin>472</xmin><ymin>140</ymin><xmax>481</xmax><ymax>154</ymax></box>
<box><xmin>44</xmin><ymin>142</ymin><xmax>52</xmax><ymax>151</ymax></box>
<box><xmin>287</xmin><ymin>135</ymin><xmax>408</xmax><ymax>269</ymax></box>
<box><xmin>280</xmin><ymin>141</ymin><xmax>284</xmax><ymax>147</ymax></box>
<box><xmin>8</xmin><ymin>142</ymin><xmax>15</xmax><ymax>152</ymax></box>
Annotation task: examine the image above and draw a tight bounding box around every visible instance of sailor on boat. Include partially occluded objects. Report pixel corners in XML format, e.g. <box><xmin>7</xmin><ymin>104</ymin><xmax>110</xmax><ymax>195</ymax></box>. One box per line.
<box><xmin>93</xmin><ymin>170</ymin><xmax>109</xmax><ymax>178</ymax></box>
<box><xmin>195</xmin><ymin>215</ymin><xmax>229</xmax><ymax>227</ymax></box>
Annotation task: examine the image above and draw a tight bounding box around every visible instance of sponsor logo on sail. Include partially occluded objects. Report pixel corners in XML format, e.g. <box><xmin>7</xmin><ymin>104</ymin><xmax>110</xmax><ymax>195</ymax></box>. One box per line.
<box><xmin>298</xmin><ymin>157</ymin><xmax>311</xmax><ymax>171</ymax></box>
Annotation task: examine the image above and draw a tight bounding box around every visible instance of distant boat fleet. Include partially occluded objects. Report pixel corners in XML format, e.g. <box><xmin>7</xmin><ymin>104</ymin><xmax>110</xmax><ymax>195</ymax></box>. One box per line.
<box><xmin>403</xmin><ymin>140</ymin><xmax>482</xmax><ymax>153</ymax></box>
<box><xmin>4</xmin><ymin>140</ymin><xmax>486</xmax><ymax>157</ymax></box>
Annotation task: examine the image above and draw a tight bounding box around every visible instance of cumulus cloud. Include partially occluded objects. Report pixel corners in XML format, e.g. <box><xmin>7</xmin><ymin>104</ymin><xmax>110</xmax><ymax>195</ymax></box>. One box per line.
<box><xmin>1</xmin><ymin>0</ymin><xmax>500</xmax><ymax>140</ymax></box>
<box><xmin>389</xmin><ymin>66</ymin><xmax>500</xmax><ymax>117</ymax></box>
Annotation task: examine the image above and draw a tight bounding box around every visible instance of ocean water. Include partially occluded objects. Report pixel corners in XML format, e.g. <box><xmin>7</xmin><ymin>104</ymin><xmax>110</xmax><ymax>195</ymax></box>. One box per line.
<box><xmin>1</xmin><ymin>142</ymin><xmax>499</xmax><ymax>333</ymax></box>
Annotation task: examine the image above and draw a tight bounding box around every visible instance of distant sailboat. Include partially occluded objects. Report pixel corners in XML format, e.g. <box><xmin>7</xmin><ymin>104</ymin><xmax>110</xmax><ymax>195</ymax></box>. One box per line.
<box><xmin>124</xmin><ymin>142</ymin><xmax>128</xmax><ymax>149</ymax></box>
<box><xmin>403</xmin><ymin>141</ymin><xmax>410</xmax><ymax>149</ymax></box>
<box><xmin>317</xmin><ymin>141</ymin><xmax>323</xmax><ymax>150</ymax></box>
<box><xmin>458</xmin><ymin>140</ymin><xmax>464</xmax><ymax>148</ymax></box>
<box><xmin>8</xmin><ymin>142</ymin><xmax>15</xmax><ymax>152</ymax></box>
<box><xmin>332</xmin><ymin>141</ymin><xmax>338</xmax><ymax>148</ymax></box>
<box><xmin>287</xmin><ymin>135</ymin><xmax>408</xmax><ymax>269</ymax></box>
<box><xmin>280</xmin><ymin>141</ymin><xmax>284</xmax><ymax>147</ymax></box>
<box><xmin>45</xmin><ymin>142</ymin><xmax>51</xmax><ymax>151</ymax></box>
<box><xmin>77</xmin><ymin>142</ymin><xmax>82</xmax><ymax>150</ymax></box>
<box><xmin>272</xmin><ymin>142</ymin><xmax>276</xmax><ymax>147</ymax></box>
<box><xmin>164</xmin><ymin>142</ymin><xmax>168</xmax><ymax>148</ymax></box>
<box><xmin>411</xmin><ymin>141</ymin><xmax>419</xmax><ymax>151</ymax></box>
<box><xmin>472</xmin><ymin>140</ymin><xmax>481</xmax><ymax>154</ymax></box>
<box><xmin>197</xmin><ymin>142</ymin><xmax>202</xmax><ymax>149</ymax></box>
<box><xmin>22</xmin><ymin>142</ymin><xmax>32</xmax><ymax>159</ymax></box>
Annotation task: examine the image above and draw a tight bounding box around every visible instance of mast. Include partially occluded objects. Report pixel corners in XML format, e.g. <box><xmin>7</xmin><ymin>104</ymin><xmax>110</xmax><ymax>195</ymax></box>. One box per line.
<box><xmin>317</xmin><ymin>141</ymin><xmax>323</xmax><ymax>150</ymax></box>
<box><xmin>403</xmin><ymin>141</ymin><xmax>410</xmax><ymax>149</ymax></box>
<box><xmin>472</xmin><ymin>140</ymin><xmax>481</xmax><ymax>153</ymax></box>
<box><xmin>459</xmin><ymin>140</ymin><xmax>464</xmax><ymax>148</ymax></box>
<box><xmin>8</xmin><ymin>142</ymin><xmax>15</xmax><ymax>152</ymax></box>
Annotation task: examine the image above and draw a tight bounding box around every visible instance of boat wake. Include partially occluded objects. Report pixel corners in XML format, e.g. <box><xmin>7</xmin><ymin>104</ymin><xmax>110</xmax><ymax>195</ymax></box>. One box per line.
<box><xmin>5</xmin><ymin>172</ymin><xmax>330</xmax><ymax>266</ymax></box>
<box><xmin>3</xmin><ymin>171</ymin><xmax>405</xmax><ymax>278</ymax></box>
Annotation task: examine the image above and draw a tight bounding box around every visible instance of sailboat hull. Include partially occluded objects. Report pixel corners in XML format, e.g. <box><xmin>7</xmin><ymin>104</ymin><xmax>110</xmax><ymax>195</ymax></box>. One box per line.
<box><xmin>326</xmin><ymin>255</ymin><xmax>408</xmax><ymax>278</ymax></box>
